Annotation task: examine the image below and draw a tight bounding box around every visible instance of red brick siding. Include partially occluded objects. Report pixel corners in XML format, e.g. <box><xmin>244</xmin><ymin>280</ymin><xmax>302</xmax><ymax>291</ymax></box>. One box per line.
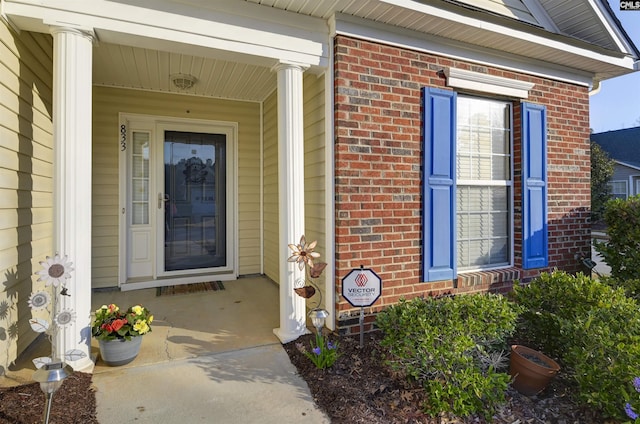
<box><xmin>333</xmin><ymin>35</ymin><xmax>591</xmax><ymax>333</ymax></box>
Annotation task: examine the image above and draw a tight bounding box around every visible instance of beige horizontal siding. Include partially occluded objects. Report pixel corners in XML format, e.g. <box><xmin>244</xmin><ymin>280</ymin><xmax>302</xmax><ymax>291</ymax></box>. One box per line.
<box><xmin>302</xmin><ymin>73</ymin><xmax>327</xmax><ymax>309</ymax></box>
<box><xmin>0</xmin><ymin>23</ymin><xmax>54</xmax><ymax>369</ymax></box>
<box><xmin>262</xmin><ymin>91</ymin><xmax>279</xmax><ymax>284</ymax></box>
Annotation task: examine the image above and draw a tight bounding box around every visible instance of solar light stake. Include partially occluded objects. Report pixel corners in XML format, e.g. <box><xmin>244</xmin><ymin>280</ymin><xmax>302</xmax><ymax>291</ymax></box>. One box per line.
<box><xmin>33</xmin><ymin>361</ymin><xmax>73</xmax><ymax>424</ymax></box>
<box><xmin>308</xmin><ymin>308</ymin><xmax>329</xmax><ymax>335</ymax></box>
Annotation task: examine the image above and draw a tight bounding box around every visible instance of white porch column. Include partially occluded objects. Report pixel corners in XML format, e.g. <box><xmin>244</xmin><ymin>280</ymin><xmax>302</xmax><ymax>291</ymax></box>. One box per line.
<box><xmin>51</xmin><ymin>27</ymin><xmax>94</xmax><ymax>371</ymax></box>
<box><xmin>272</xmin><ymin>62</ymin><xmax>309</xmax><ymax>343</ymax></box>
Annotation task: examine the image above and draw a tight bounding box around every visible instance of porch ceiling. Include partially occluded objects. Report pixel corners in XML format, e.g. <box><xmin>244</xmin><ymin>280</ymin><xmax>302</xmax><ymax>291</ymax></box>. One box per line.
<box><xmin>92</xmin><ymin>42</ymin><xmax>276</xmax><ymax>102</ymax></box>
<box><xmin>88</xmin><ymin>0</ymin><xmax>636</xmax><ymax>100</ymax></box>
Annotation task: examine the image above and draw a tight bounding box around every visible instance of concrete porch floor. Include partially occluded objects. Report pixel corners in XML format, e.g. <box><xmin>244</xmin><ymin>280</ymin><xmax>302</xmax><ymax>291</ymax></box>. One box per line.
<box><xmin>5</xmin><ymin>275</ymin><xmax>283</xmax><ymax>384</ymax></box>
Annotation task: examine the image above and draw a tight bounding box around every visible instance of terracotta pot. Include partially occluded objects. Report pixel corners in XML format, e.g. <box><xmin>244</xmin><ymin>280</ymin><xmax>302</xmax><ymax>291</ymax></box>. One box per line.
<box><xmin>509</xmin><ymin>345</ymin><xmax>560</xmax><ymax>396</ymax></box>
<box><xmin>98</xmin><ymin>337</ymin><xmax>143</xmax><ymax>366</ymax></box>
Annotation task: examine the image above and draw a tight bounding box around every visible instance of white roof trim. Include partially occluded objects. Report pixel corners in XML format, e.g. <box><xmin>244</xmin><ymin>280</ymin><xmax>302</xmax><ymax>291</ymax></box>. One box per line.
<box><xmin>520</xmin><ymin>0</ymin><xmax>559</xmax><ymax>32</ymax></box>
<box><xmin>614</xmin><ymin>160</ymin><xmax>640</xmax><ymax>172</ymax></box>
<box><xmin>376</xmin><ymin>0</ymin><xmax>635</xmax><ymax>68</ymax></box>
<box><xmin>444</xmin><ymin>67</ymin><xmax>535</xmax><ymax>98</ymax></box>
<box><xmin>589</xmin><ymin>0</ymin><xmax>632</xmax><ymax>54</ymax></box>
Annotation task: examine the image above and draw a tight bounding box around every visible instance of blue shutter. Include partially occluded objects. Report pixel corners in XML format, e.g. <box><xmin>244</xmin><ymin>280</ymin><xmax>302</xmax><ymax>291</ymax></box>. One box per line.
<box><xmin>521</xmin><ymin>102</ymin><xmax>548</xmax><ymax>269</ymax></box>
<box><xmin>422</xmin><ymin>87</ymin><xmax>456</xmax><ymax>282</ymax></box>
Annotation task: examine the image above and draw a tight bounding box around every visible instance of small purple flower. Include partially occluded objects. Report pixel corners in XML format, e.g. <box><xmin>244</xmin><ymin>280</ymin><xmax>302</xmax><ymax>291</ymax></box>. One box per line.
<box><xmin>327</xmin><ymin>341</ymin><xmax>336</xmax><ymax>350</ymax></box>
<box><xmin>634</xmin><ymin>377</ymin><xmax>640</xmax><ymax>393</ymax></box>
<box><xmin>312</xmin><ymin>346</ymin><xmax>321</xmax><ymax>355</ymax></box>
<box><xmin>625</xmin><ymin>402</ymin><xmax>639</xmax><ymax>420</ymax></box>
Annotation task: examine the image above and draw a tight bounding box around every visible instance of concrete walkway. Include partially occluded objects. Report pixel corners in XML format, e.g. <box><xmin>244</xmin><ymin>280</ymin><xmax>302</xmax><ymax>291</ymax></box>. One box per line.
<box><xmin>591</xmin><ymin>231</ymin><xmax>611</xmax><ymax>277</ymax></box>
<box><xmin>93</xmin><ymin>343</ymin><xmax>330</xmax><ymax>423</ymax></box>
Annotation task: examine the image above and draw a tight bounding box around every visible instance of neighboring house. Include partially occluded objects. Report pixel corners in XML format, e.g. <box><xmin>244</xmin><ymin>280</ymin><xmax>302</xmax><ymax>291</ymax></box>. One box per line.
<box><xmin>592</xmin><ymin>127</ymin><xmax>640</xmax><ymax>199</ymax></box>
<box><xmin>0</xmin><ymin>0</ymin><xmax>637</xmax><ymax>371</ymax></box>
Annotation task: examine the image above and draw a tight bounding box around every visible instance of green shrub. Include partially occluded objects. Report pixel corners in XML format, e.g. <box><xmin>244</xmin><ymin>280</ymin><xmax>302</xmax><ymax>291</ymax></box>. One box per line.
<box><xmin>599</xmin><ymin>275</ymin><xmax>640</xmax><ymax>302</ymax></box>
<box><xmin>512</xmin><ymin>271</ymin><xmax>640</xmax><ymax>420</ymax></box>
<box><xmin>594</xmin><ymin>196</ymin><xmax>640</xmax><ymax>281</ymax></box>
<box><xmin>376</xmin><ymin>294</ymin><xmax>521</xmax><ymax>419</ymax></box>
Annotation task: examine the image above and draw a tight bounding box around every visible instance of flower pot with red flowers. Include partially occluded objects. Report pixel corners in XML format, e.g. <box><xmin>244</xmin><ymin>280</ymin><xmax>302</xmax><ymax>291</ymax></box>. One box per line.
<box><xmin>91</xmin><ymin>304</ymin><xmax>153</xmax><ymax>366</ymax></box>
<box><xmin>509</xmin><ymin>345</ymin><xmax>560</xmax><ymax>396</ymax></box>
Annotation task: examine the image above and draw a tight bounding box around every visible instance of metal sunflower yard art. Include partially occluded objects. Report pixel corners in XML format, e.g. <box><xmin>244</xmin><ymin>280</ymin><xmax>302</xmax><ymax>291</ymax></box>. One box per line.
<box><xmin>288</xmin><ymin>235</ymin><xmax>321</xmax><ymax>271</ymax></box>
<box><xmin>35</xmin><ymin>254</ymin><xmax>74</xmax><ymax>287</ymax></box>
<box><xmin>288</xmin><ymin>235</ymin><xmax>327</xmax><ymax>304</ymax></box>
<box><xmin>288</xmin><ymin>236</ymin><xmax>338</xmax><ymax>369</ymax></box>
<box><xmin>28</xmin><ymin>254</ymin><xmax>87</xmax><ymax>368</ymax></box>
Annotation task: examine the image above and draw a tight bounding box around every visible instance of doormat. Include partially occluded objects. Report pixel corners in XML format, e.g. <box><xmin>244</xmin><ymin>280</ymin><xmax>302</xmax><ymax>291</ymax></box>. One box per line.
<box><xmin>156</xmin><ymin>281</ymin><xmax>225</xmax><ymax>297</ymax></box>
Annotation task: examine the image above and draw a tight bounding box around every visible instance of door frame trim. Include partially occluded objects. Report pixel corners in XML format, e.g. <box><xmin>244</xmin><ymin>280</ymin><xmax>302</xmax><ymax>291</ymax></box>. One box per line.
<box><xmin>118</xmin><ymin>113</ymin><xmax>239</xmax><ymax>287</ymax></box>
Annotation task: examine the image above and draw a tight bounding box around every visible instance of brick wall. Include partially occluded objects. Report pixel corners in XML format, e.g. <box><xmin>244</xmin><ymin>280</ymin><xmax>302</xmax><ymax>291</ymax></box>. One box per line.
<box><xmin>333</xmin><ymin>35</ymin><xmax>591</xmax><ymax>334</ymax></box>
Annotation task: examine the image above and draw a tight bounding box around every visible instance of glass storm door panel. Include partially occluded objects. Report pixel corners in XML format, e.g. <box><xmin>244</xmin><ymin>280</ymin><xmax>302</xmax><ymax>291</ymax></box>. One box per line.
<box><xmin>163</xmin><ymin>131</ymin><xmax>227</xmax><ymax>272</ymax></box>
<box><xmin>127</xmin><ymin>129</ymin><xmax>153</xmax><ymax>278</ymax></box>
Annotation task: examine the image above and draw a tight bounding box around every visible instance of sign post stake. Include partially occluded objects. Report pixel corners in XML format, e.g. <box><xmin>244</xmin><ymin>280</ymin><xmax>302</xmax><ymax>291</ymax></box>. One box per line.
<box><xmin>359</xmin><ymin>305</ymin><xmax>365</xmax><ymax>347</ymax></box>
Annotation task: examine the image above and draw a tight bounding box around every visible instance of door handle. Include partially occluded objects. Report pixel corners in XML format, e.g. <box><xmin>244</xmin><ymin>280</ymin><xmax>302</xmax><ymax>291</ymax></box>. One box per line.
<box><xmin>158</xmin><ymin>193</ymin><xmax>163</xmax><ymax>209</ymax></box>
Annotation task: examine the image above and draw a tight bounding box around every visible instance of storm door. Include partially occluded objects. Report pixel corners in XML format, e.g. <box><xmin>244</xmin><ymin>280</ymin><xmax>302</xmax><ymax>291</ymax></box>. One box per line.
<box><xmin>161</xmin><ymin>130</ymin><xmax>227</xmax><ymax>273</ymax></box>
<box><xmin>120</xmin><ymin>115</ymin><xmax>235</xmax><ymax>286</ymax></box>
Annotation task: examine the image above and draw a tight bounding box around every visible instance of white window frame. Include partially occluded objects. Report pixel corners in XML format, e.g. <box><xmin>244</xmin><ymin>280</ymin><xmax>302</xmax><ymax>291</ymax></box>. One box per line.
<box><xmin>609</xmin><ymin>180</ymin><xmax>628</xmax><ymax>200</ymax></box>
<box><xmin>455</xmin><ymin>95</ymin><xmax>514</xmax><ymax>272</ymax></box>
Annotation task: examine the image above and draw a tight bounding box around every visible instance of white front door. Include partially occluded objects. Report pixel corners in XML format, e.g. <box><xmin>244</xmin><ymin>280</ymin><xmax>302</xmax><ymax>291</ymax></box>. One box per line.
<box><xmin>120</xmin><ymin>115</ymin><xmax>236</xmax><ymax>286</ymax></box>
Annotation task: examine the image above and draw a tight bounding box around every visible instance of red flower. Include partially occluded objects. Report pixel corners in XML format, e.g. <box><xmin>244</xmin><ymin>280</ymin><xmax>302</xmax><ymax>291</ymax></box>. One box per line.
<box><xmin>101</xmin><ymin>323</ymin><xmax>113</xmax><ymax>333</ymax></box>
<box><xmin>110</xmin><ymin>319</ymin><xmax>126</xmax><ymax>332</ymax></box>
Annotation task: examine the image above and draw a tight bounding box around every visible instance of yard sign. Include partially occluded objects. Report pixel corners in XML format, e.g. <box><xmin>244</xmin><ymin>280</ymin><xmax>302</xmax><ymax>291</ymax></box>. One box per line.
<box><xmin>341</xmin><ymin>267</ymin><xmax>382</xmax><ymax>307</ymax></box>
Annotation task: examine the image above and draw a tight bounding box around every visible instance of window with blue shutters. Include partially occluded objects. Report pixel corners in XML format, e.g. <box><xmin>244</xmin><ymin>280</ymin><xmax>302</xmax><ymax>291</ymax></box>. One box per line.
<box><xmin>423</xmin><ymin>90</ymin><xmax>546</xmax><ymax>281</ymax></box>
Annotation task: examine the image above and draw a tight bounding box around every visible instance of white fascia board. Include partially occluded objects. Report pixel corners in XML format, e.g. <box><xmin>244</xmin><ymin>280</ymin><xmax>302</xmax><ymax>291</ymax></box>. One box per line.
<box><xmin>3</xmin><ymin>0</ymin><xmax>329</xmax><ymax>67</ymax></box>
<box><xmin>520</xmin><ymin>0</ymin><xmax>559</xmax><ymax>33</ymax></box>
<box><xmin>590</xmin><ymin>0</ymin><xmax>638</xmax><ymax>55</ymax></box>
<box><xmin>331</xmin><ymin>13</ymin><xmax>594</xmax><ymax>87</ymax></box>
<box><xmin>375</xmin><ymin>0</ymin><xmax>636</xmax><ymax>69</ymax></box>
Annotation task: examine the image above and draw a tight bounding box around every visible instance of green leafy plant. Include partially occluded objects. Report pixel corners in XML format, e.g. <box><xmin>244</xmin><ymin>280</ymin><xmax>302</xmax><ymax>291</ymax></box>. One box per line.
<box><xmin>599</xmin><ymin>275</ymin><xmax>640</xmax><ymax>302</ymax></box>
<box><xmin>376</xmin><ymin>294</ymin><xmax>520</xmax><ymax>419</ymax></box>
<box><xmin>91</xmin><ymin>303</ymin><xmax>154</xmax><ymax>341</ymax></box>
<box><xmin>594</xmin><ymin>195</ymin><xmax>640</xmax><ymax>281</ymax></box>
<box><xmin>512</xmin><ymin>271</ymin><xmax>640</xmax><ymax>421</ymax></box>
<box><xmin>298</xmin><ymin>333</ymin><xmax>340</xmax><ymax>369</ymax></box>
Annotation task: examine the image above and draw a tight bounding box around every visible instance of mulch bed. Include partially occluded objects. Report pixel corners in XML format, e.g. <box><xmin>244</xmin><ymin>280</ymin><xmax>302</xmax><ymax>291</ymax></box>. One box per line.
<box><xmin>0</xmin><ymin>333</ymin><xmax>607</xmax><ymax>424</ymax></box>
<box><xmin>283</xmin><ymin>332</ymin><xmax>606</xmax><ymax>424</ymax></box>
<box><xmin>0</xmin><ymin>372</ymin><xmax>97</xmax><ymax>424</ymax></box>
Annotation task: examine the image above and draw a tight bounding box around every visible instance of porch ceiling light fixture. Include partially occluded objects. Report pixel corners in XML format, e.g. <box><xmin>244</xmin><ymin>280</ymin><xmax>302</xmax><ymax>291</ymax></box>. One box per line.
<box><xmin>171</xmin><ymin>73</ymin><xmax>197</xmax><ymax>90</ymax></box>
<box><xmin>33</xmin><ymin>361</ymin><xmax>74</xmax><ymax>424</ymax></box>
